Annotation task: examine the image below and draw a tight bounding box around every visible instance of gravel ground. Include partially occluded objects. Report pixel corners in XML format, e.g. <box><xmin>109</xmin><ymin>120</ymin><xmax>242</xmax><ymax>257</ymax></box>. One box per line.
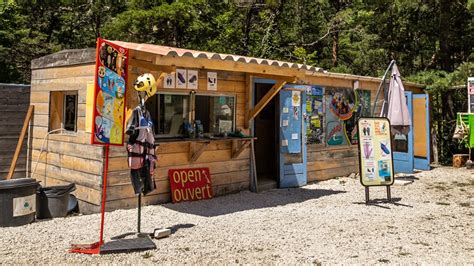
<box><xmin>0</xmin><ymin>166</ymin><xmax>473</xmax><ymax>264</ymax></box>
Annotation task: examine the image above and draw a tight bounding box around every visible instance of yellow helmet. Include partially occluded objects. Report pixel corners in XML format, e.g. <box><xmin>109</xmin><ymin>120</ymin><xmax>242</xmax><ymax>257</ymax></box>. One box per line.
<box><xmin>134</xmin><ymin>73</ymin><xmax>157</xmax><ymax>98</ymax></box>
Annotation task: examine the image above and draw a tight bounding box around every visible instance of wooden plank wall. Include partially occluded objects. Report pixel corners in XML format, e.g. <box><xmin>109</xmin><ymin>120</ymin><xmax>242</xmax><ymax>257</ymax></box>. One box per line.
<box><xmin>105</xmin><ymin>53</ymin><xmax>251</xmax><ymax>210</ymax></box>
<box><xmin>302</xmin><ymin>76</ymin><xmax>424</xmax><ymax>182</ymax></box>
<box><xmin>0</xmin><ymin>84</ymin><xmax>31</xmax><ymax>180</ymax></box>
<box><xmin>28</xmin><ymin>64</ymin><xmax>106</xmax><ymax>213</ymax></box>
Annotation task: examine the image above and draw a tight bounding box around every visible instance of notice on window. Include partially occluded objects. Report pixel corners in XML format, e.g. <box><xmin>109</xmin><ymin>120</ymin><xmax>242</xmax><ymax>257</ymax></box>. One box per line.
<box><xmin>92</xmin><ymin>38</ymin><xmax>128</xmax><ymax>146</ymax></box>
<box><xmin>169</xmin><ymin>168</ymin><xmax>213</xmax><ymax>203</ymax></box>
<box><xmin>357</xmin><ymin>117</ymin><xmax>394</xmax><ymax>186</ymax></box>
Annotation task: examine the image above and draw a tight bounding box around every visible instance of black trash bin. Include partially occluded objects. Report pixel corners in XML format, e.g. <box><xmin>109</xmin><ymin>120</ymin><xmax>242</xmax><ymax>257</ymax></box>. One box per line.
<box><xmin>0</xmin><ymin>178</ymin><xmax>39</xmax><ymax>227</ymax></box>
<box><xmin>37</xmin><ymin>183</ymin><xmax>76</xmax><ymax>219</ymax></box>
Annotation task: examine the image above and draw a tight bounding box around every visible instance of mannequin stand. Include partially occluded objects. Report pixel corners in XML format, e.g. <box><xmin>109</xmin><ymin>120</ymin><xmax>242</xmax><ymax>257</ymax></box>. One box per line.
<box><xmin>111</xmin><ymin>193</ymin><xmax>171</xmax><ymax>241</ymax></box>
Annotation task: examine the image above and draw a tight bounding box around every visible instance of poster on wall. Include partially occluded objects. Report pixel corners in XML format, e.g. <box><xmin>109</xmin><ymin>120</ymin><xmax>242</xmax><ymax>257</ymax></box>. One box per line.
<box><xmin>163</xmin><ymin>73</ymin><xmax>175</xmax><ymax>88</ymax></box>
<box><xmin>326</xmin><ymin>87</ymin><xmax>356</xmax><ymax>120</ymax></box>
<box><xmin>187</xmin><ymin>70</ymin><xmax>198</xmax><ymax>89</ymax></box>
<box><xmin>357</xmin><ymin>117</ymin><xmax>394</xmax><ymax>186</ymax></box>
<box><xmin>325</xmin><ymin>87</ymin><xmax>356</xmax><ymax>146</ymax></box>
<box><xmin>207</xmin><ymin>72</ymin><xmax>217</xmax><ymax>90</ymax></box>
<box><xmin>345</xmin><ymin>89</ymin><xmax>371</xmax><ymax>145</ymax></box>
<box><xmin>91</xmin><ymin>38</ymin><xmax>128</xmax><ymax>146</ymax></box>
<box><xmin>176</xmin><ymin>69</ymin><xmax>187</xmax><ymax>89</ymax></box>
<box><xmin>306</xmin><ymin>86</ymin><xmax>324</xmax><ymax>144</ymax></box>
<box><xmin>468</xmin><ymin>77</ymin><xmax>474</xmax><ymax>113</ymax></box>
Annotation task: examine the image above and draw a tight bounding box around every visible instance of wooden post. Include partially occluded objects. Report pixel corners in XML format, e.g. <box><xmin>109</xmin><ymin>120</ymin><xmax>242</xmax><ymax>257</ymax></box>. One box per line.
<box><xmin>250</xmin><ymin>138</ymin><xmax>258</xmax><ymax>193</ymax></box>
<box><xmin>248</xmin><ymin>80</ymin><xmax>287</xmax><ymax>122</ymax></box>
<box><xmin>386</xmin><ymin>186</ymin><xmax>392</xmax><ymax>202</ymax></box>
<box><xmin>6</xmin><ymin>105</ymin><xmax>34</xmax><ymax>180</ymax></box>
<box><xmin>365</xmin><ymin>187</ymin><xmax>369</xmax><ymax>204</ymax></box>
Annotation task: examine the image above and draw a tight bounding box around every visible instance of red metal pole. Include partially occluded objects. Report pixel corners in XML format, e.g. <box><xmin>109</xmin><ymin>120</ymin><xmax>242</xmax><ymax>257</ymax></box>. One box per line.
<box><xmin>99</xmin><ymin>145</ymin><xmax>110</xmax><ymax>245</ymax></box>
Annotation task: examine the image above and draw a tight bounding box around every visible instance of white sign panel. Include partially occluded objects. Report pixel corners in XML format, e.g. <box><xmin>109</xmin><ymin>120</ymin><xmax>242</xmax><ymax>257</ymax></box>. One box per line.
<box><xmin>207</xmin><ymin>72</ymin><xmax>217</xmax><ymax>91</ymax></box>
<box><xmin>13</xmin><ymin>194</ymin><xmax>36</xmax><ymax>217</ymax></box>
<box><xmin>292</xmin><ymin>91</ymin><xmax>301</xmax><ymax>106</ymax></box>
<box><xmin>176</xmin><ymin>69</ymin><xmax>187</xmax><ymax>89</ymax></box>
<box><xmin>163</xmin><ymin>73</ymin><xmax>175</xmax><ymax>89</ymax></box>
<box><xmin>187</xmin><ymin>70</ymin><xmax>198</xmax><ymax>90</ymax></box>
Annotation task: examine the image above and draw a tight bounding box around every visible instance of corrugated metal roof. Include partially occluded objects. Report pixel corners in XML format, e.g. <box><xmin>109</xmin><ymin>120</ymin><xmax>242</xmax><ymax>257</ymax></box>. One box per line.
<box><xmin>110</xmin><ymin>40</ymin><xmax>325</xmax><ymax>73</ymax></box>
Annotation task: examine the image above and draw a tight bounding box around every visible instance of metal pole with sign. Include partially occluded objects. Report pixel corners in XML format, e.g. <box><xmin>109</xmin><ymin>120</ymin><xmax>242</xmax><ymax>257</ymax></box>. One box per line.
<box><xmin>70</xmin><ymin>38</ymin><xmax>129</xmax><ymax>254</ymax></box>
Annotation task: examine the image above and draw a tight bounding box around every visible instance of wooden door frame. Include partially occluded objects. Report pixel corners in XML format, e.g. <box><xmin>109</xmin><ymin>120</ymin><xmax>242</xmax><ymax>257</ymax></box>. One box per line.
<box><xmin>252</xmin><ymin>78</ymin><xmax>279</xmax><ymax>184</ymax></box>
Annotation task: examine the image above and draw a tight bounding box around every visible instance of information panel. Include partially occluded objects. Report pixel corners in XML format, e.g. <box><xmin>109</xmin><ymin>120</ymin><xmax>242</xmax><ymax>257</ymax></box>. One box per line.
<box><xmin>91</xmin><ymin>38</ymin><xmax>128</xmax><ymax>145</ymax></box>
<box><xmin>357</xmin><ymin>117</ymin><xmax>394</xmax><ymax>186</ymax></box>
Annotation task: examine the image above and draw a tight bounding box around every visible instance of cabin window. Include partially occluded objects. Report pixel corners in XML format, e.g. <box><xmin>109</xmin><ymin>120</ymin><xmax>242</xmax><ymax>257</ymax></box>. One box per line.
<box><xmin>49</xmin><ymin>91</ymin><xmax>78</xmax><ymax>132</ymax></box>
<box><xmin>194</xmin><ymin>95</ymin><xmax>235</xmax><ymax>135</ymax></box>
<box><xmin>147</xmin><ymin>93</ymin><xmax>190</xmax><ymax>137</ymax></box>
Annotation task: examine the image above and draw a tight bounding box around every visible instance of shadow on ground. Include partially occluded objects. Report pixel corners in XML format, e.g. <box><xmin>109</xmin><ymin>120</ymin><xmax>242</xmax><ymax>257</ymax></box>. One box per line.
<box><xmin>352</xmin><ymin>197</ymin><xmax>413</xmax><ymax>209</ymax></box>
<box><xmin>164</xmin><ymin>188</ymin><xmax>345</xmax><ymax>217</ymax></box>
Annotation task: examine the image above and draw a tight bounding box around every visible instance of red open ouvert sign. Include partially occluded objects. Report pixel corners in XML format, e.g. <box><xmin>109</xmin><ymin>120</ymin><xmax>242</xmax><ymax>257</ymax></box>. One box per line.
<box><xmin>169</xmin><ymin>168</ymin><xmax>213</xmax><ymax>203</ymax></box>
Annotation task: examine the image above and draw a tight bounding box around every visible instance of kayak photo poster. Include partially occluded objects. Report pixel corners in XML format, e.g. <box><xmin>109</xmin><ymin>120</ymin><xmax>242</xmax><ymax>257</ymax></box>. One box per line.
<box><xmin>323</xmin><ymin>87</ymin><xmax>371</xmax><ymax>146</ymax></box>
<box><xmin>357</xmin><ymin>117</ymin><xmax>394</xmax><ymax>187</ymax></box>
<box><xmin>91</xmin><ymin>38</ymin><xmax>128</xmax><ymax>146</ymax></box>
<box><xmin>344</xmin><ymin>89</ymin><xmax>371</xmax><ymax>145</ymax></box>
<box><xmin>325</xmin><ymin>87</ymin><xmax>356</xmax><ymax>146</ymax></box>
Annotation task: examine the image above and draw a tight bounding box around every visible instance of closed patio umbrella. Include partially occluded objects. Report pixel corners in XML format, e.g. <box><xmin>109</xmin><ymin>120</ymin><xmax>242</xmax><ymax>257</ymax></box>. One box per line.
<box><xmin>381</xmin><ymin>63</ymin><xmax>411</xmax><ymax>126</ymax></box>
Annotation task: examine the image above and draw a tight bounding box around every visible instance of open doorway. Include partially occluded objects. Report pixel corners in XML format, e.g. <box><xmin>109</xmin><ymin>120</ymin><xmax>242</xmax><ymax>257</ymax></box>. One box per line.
<box><xmin>254</xmin><ymin>82</ymin><xmax>279</xmax><ymax>190</ymax></box>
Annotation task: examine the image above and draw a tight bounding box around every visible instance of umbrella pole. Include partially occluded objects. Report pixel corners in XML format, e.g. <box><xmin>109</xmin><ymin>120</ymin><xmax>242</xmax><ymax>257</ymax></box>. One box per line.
<box><xmin>372</xmin><ymin>60</ymin><xmax>396</xmax><ymax>116</ymax></box>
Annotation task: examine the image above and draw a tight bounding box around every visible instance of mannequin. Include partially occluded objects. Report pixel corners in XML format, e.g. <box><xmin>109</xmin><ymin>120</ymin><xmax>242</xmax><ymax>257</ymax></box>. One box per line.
<box><xmin>125</xmin><ymin>73</ymin><xmax>158</xmax><ymax>196</ymax></box>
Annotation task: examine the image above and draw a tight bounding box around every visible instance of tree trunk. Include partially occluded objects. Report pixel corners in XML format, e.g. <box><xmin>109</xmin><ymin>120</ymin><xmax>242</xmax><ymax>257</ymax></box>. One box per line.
<box><xmin>242</xmin><ymin>4</ymin><xmax>255</xmax><ymax>56</ymax></box>
<box><xmin>332</xmin><ymin>31</ymin><xmax>339</xmax><ymax>67</ymax></box>
<box><xmin>438</xmin><ymin>0</ymin><xmax>453</xmax><ymax>71</ymax></box>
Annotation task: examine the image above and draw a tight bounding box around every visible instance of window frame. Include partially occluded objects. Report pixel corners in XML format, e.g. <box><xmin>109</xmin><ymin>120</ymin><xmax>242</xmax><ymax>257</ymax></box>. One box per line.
<box><xmin>153</xmin><ymin>91</ymin><xmax>192</xmax><ymax>138</ymax></box>
<box><xmin>193</xmin><ymin>92</ymin><xmax>237</xmax><ymax>135</ymax></box>
<box><xmin>49</xmin><ymin>90</ymin><xmax>78</xmax><ymax>133</ymax></box>
<box><xmin>62</xmin><ymin>91</ymin><xmax>78</xmax><ymax>132</ymax></box>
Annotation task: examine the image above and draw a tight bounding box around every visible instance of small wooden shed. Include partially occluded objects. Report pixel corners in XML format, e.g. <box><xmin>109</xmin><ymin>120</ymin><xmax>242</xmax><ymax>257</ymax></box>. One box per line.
<box><xmin>28</xmin><ymin>40</ymin><xmax>427</xmax><ymax>213</ymax></box>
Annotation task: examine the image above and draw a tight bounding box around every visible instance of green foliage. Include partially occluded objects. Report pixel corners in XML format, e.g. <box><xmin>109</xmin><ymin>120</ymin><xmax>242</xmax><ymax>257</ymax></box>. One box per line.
<box><xmin>407</xmin><ymin>62</ymin><xmax>474</xmax><ymax>164</ymax></box>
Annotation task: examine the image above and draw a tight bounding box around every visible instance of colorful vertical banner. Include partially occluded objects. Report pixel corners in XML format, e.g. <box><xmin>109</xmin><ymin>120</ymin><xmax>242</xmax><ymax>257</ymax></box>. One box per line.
<box><xmin>91</xmin><ymin>38</ymin><xmax>128</xmax><ymax>145</ymax></box>
<box><xmin>357</xmin><ymin>117</ymin><xmax>394</xmax><ymax>186</ymax></box>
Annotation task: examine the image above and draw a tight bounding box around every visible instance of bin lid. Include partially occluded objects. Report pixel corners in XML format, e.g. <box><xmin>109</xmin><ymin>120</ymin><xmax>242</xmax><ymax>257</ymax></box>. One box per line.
<box><xmin>0</xmin><ymin>178</ymin><xmax>39</xmax><ymax>190</ymax></box>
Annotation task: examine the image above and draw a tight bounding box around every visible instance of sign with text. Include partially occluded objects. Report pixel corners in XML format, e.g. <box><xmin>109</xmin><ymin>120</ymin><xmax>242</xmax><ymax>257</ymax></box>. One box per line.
<box><xmin>169</xmin><ymin>168</ymin><xmax>213</xmax><ymax>203</ymax></box>
<box><xmin>357</xmin><ymin>117</ymin><xmax>394</xmax><ymax>186</ymax></box>
<box><xmin>468</xmin><ymin>77</ymin><xmax>474</xmax><ymax>113</ymax></box>
<box><xmin>91</xmin><ymin>38</ymin><xmax>128</xmax><ymax>146</ymax></box>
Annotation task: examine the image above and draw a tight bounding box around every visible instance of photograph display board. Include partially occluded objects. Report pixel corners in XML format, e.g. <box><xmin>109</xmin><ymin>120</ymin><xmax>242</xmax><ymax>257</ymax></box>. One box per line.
<box><xmin>91</xmin><ymin>38</ymin><xmax>128</xmax><ymax>145</ymax></box>
<box><xmin>357</xmin><ymin>117</ymin><xmax>394</xmax><ymax>186</ymax></box>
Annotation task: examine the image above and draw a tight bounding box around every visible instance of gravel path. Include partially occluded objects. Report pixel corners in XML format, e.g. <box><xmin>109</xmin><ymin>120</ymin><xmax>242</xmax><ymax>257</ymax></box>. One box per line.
<box><xmin>0</xmin><ymin>166</ymin><xmax>473</xmax><ymax>264</ymax></box>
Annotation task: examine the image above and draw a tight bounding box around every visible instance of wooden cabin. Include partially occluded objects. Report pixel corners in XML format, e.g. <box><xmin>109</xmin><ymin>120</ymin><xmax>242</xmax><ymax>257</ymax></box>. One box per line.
<box><xmin>28</xmin><ymin>40</ymin><xmax>427</xmax><ymax>213</ymax></box>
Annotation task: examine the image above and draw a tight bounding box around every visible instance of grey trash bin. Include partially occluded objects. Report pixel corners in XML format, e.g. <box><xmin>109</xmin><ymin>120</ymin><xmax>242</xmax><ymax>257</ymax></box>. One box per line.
<box><xmin>37</xmin><ymin>183</ymin><xmax>76</xmax><ymax>219</ymax></box>
<box><xmin>0</xmin><ymin>178</ymin><xmax>39</xmax><ymax>227</ymax></box>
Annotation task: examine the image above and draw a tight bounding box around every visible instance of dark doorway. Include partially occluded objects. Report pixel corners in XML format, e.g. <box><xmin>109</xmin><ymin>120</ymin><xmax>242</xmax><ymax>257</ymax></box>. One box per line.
<box><xmin>254</xmin><ymin>82</ymin><xmax>279</xmax><ymax>190</ymax></box>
